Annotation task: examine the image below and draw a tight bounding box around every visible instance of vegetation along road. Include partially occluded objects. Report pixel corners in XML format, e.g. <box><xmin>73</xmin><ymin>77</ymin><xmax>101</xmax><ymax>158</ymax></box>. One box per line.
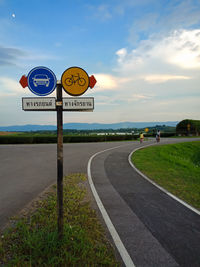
<box><xmin>0</xmin><ymin>137</ymin><xmax>199</xmax><ymax>266</ymax></box>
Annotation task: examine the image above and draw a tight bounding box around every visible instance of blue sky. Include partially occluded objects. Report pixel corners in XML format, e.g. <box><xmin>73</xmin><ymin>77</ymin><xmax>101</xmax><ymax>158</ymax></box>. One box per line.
<box><xmin>0</xmin><ymin>0</ymin><xmax>200</xmax><ymax>126</ymax></box>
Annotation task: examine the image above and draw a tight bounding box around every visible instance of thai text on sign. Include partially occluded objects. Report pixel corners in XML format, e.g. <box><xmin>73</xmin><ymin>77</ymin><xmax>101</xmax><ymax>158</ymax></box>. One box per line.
<box><xmin>22</xmin><ymin>97</ymin><xmax>56</xmax><ymax>111</ymax></box>
<box><xmin>62</xmin><ymin>97</ymin><xmax>94</xmax><ymax>111</ymax></box>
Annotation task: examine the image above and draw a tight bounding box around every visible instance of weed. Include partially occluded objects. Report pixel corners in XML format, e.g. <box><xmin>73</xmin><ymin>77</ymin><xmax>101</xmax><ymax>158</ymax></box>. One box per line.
<box><xmin>0</xmin><ymin>173</ymin><xmax>119</xmax><ymax>266</ymax></box>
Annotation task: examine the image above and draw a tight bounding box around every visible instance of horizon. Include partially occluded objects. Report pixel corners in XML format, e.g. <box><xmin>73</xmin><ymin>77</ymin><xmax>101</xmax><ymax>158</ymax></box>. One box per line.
<box><xmin>1</xmin><ymin>120</ymin><xmax>179</xmax><ymax>126</ymax></box>
<box><xmin>0</xmin><ymin>0</ymin><xmax>199</xmax><ymax>126</ymax></box>
<box><xmin>0</xmin><ymin>120</ymin><xmax>179</xmax><ymax>131</ymax></box>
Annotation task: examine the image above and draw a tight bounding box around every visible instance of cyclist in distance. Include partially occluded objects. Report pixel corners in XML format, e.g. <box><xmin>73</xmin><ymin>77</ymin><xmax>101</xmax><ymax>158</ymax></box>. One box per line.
<box><xmin>156</xmin><ymin>130</ymin><xmax>161</xmax><ymax>142</ymax></box>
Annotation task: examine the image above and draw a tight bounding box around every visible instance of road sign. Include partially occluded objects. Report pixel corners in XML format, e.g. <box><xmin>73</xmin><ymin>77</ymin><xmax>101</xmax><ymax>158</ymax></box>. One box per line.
<box><xmin>63</xmin><ymin>97</ymin><xmax>94</xmax><ymax>111</ymax></box>
<box><xmin>61</xmin><ymin>67</ymin><xmax>90</xmax><ymax>96</ymax></box>
<box><xmin>27</xmin><ymin>67</ymin><xmax>57</xmax><ymax>96</ymax></box>
<box><xmin>19</xmin><ymin>75</ymin><xmax>28</xmax><ymax>88</ymax></box>
<box><xmin>22</xmin><ymin>97</ymin><xmax>56</xmax><ymax>111</ymax></box>
<box><xmin>89</xmin><ymin>75</ymin><xmax>97</xmax><ymax>89</ymax></box>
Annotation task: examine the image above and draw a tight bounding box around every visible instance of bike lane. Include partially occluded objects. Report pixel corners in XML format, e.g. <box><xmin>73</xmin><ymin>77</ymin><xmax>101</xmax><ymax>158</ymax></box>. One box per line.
<box><xmin>89</xmin><ymin>139</ymin><xmax>200</xmax><ymax>267</ymax></box>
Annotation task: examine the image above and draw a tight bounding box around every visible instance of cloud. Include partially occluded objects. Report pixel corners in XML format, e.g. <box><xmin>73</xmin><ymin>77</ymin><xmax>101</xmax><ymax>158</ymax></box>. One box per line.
<box><xmin>128</xmin><ymin>13</ymin><xmax>159</xmax><ymax>43</ymax></box>
<box><xmin>93</xmin><ymin>73</ymin><xmax>134</xmax><ymax>92</ymax></box>
<box><xmin>116</xmin><ymin>48</ymin><xmax>127</xmax><ymax>63</ymax></box>
<box><xmin>97</xmin><ymin>5</ymin><xmax>112</xmax><ymax>20</ymax></box>
<box><xmin>88</xmin><ymin>4</ymin><xmax>112</xmax><ymax>21</ymax></box>
<box><xmin>94</xmin><ymin>74</ymin><xmax>117</xmax><ymax>90</ymax></box>
<box><xmin>166</xmin><ymin>30</ymin><xmax>200</xmax><ymax>69</ymax></box>
<box><xmin>144</xmin><ymin>74</ymin><xmax>191</xmax><ymax>83</ymax></box>
<box><xmin>95</xmin><ymin>95</ymin><xmax>119</xmax><ymax>106</ymax></box>
<box><xmin>161</xmin><ymin>0</ymin><xmax>200</xmax><ymax>31</ymax></box>
<box><xmin>128</xmin><ymin>0</ymin><xmax>200</xmax><ymax>45</ymax></box>
<box><xmin>116</xmin><ymin>29</ymin><xmax>200</xmax><ymax>73</ymax></box>
<box><xmin>90</xmin><ymin>27</ymin><xmax>200</xmax><ymax>122</ymax></box>
<box><xmin>88</xmin><ymin>0</ymin><xmax>157</xmax><ymax>23</ymax></box>
<box><xmin>107</xmin><ymin>0</ymin><xmax>160</xmax><ymax>17</ymax></box>
<box><xmin>0</xmin><ymin>44</ymin><xmax>58</xmax><ymax>70</ymax></box>
<box><xmin>0</xmin><ymin>77</ymin><xmax>28</xmax><ymax>96</ymax></box>
<box><xmin>92</xmin><ymin>28</ymin><xmax>199</xmax><ymax>116</ymax></box>
<box><xmin>0</xmin><ymin>45</ymin><xmax>26</xmax><ymax>66</ymax></box>
<box><xmin>130</xmin><ymin>94</ymin><xmax>153</xmax><ymax>101</ymax></box>
<box><xmin>0</xmin><ymin>76</ymin><xmax>57</xmax><ymax>98</ymax></box>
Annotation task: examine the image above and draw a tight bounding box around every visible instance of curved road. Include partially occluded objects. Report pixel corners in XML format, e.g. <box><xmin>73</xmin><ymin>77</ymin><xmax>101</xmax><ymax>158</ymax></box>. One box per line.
<box><xmin>0</xmin><ymin>138</ymin><xmax>200</xmax><ymax>266</ymax></box>
<box><xmin>89</xmin><ymin>138</ymin><xmax>200</xmax><ymax>267</ymax></box>
<box><xmin>0</xmin><ymin>141</ymin><xmax>135</xmax><ymax>230</ymax></box>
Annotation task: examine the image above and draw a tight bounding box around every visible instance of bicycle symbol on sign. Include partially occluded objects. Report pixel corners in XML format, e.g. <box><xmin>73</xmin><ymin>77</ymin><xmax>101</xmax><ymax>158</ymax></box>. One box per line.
<box><xmin>65</xmin><ymin>73</ymin><xmax>86</xmax><ymax>86</ymax></box>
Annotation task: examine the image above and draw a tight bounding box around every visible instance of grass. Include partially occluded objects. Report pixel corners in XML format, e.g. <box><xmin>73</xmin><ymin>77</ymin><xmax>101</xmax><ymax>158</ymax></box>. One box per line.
<box><xmin>0</xmin><ymin>174</ymin><xmax>119</xmax><ymax>266</ymax></box>
<box><xmin>132</xmin><ymin>141</ymin><xmax>200</xmax><ymax>210</ymax></box>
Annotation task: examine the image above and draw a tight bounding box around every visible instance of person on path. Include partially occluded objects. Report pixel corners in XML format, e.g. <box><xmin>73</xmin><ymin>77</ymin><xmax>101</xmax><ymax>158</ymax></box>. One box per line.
<box><xmin>140</xmin><ymin>132</ymin><xmax>144</xmax><ymax>143</ymax></box>
<box><xmin>156</xmin><ymin>130</ymin><xmax>161</xmax><ymax>142</ymax></box>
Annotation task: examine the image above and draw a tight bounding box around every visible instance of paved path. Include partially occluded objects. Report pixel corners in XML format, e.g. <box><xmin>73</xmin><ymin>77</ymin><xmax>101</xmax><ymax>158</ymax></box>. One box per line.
<box><xmin>90</xmin><ymin>138</ymin><xmax>200</xmax><ymax>267</ymax></box>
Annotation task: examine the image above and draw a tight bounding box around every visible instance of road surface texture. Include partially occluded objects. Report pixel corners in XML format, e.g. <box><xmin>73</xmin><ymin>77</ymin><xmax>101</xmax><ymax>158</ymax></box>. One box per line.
<box><xmin>0</xmin><ymin>141</ymin><xmax>135</xmax><ymax>230</ymax></box>
<box><xmin>90</xmin><ymin>138</ymin><xmax>200</xmax><ymax>267</ymax></box>
<box><xmin>0</xmin><ymin>138</ymin><xmax>200</xmax><ymax>266</ymax></box>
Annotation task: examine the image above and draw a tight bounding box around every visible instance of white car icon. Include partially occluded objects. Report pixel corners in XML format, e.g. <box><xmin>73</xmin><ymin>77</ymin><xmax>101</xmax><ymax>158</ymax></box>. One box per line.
<box><xmin>32</xmin><ymin>74</ymin><xmax>50</xmax><ymax>87</ymax></box>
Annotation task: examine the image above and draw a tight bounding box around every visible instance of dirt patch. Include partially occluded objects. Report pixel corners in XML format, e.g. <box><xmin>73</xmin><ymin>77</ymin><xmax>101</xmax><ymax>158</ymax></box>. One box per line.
<box><xmin>0</xmin><ymin>132</ymin><xmax>17</xmax><ymax>136</ymax></box>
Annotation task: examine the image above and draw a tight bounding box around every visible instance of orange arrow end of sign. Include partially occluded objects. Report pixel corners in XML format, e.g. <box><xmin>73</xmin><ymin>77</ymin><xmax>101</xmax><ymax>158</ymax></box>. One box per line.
<box><xmin>89</xmin><ymin>75</ymin><xmax>97</xmax><ymax>88</ymax></box>
<box><xmin>19</xmin><ymin>75</ymin><xmax>28</xmax><ymax>88</ymax></box>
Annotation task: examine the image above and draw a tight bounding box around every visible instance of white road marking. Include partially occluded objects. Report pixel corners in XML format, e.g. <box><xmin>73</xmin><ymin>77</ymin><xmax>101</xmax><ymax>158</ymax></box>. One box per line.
<box><xmin>87</xmin><ymin>144</ymin><xmax>136</xmax><ymax>267</ymax></box>
<box><xmin>128</xmin><ymin>144</ymin><xmax>200</xmax><ymax>216</ymax></box>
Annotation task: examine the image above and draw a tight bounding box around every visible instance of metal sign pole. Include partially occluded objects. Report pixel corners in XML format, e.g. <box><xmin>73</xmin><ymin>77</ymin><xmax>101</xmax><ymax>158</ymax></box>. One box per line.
<box><xmin>56</xmin><ymin>82</ymin><xmax>63</xmax><ymax>239</ymax></box>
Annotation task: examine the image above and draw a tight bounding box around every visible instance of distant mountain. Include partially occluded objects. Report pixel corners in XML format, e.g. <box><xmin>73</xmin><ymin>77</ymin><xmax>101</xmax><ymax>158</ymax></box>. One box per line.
<box><xmin>65</xmin><ymin>121</ymin><xmax>178</xmax><ymax>130</ymax></box>
<box><xmin>0</xmin><ymin>124</ymin><xmax>57</xmax><ymax>132</ymax></box>
<box><xmin>0</xmin><ymin>121</ymin><xmax>178</xmax><ymax>131</ymax></box>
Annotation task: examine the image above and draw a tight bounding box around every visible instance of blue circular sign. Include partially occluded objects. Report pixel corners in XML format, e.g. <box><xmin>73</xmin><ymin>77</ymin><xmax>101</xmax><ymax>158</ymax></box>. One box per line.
<box><xmin>27</xmin><ymin>66</ymin><xmax>57</xmax><ymax>96</ymax></box>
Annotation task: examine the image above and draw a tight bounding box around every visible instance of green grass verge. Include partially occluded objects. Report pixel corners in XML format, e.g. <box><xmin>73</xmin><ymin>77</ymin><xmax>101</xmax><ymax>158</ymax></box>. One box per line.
<box><xmin>0</xmin><ymin>174</ymin><xmax>119</xmax><ymax>266</ymax></box>
<box><xmin>132</xmin><ymin>141</ymin><xmax>200</xmax><ymax>210</ymax></box>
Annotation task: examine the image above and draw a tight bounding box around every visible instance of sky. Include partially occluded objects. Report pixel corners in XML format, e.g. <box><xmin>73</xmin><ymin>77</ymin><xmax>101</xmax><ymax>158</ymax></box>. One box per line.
<box><xmin>0</xmin><ymin>0</ymin><xmax>200</xmax><ymax>126</ymax></box>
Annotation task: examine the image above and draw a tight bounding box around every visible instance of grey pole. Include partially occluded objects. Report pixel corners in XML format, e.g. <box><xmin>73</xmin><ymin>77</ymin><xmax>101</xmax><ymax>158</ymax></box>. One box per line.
<box><xmin>56</xmin><ymin>82</ymin><xmax>63</xmax><ymax>239</ymax></box>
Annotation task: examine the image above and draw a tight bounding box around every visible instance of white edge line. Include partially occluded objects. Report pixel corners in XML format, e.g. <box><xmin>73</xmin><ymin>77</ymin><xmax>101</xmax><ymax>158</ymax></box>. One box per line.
<box><xmin>87</xmin><ymin>144</ymin><xmax>136</xmax><ymax>267</ymax></box>
<box><xmin>128</xmin><ymin>144</ymin><xmax>200</xmax><ymax>216</ymax></box>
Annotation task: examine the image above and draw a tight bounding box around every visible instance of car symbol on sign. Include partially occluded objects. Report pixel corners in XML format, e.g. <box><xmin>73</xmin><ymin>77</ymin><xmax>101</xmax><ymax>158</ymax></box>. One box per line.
<box><xmin>32</xmin><ymin>74</ymin><xmax>50</xmax><ymax>87</ymax></box>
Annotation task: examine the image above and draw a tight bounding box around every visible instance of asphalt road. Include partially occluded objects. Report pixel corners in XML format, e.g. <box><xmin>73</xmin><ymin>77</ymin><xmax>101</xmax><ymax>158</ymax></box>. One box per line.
<box><xmin>90</xmin><ymin>138</ymin><xmax>200</xmax><ymax>267</ymax></box>
<box><xmin>0</xmin><ymin>141</ymin><xmax>137</xmax><ymax>230</ymax></box>
<box><xmin>0</xmin><ymin>138</ymin><xmax>200</xmax><ymax>266</ymax></box>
